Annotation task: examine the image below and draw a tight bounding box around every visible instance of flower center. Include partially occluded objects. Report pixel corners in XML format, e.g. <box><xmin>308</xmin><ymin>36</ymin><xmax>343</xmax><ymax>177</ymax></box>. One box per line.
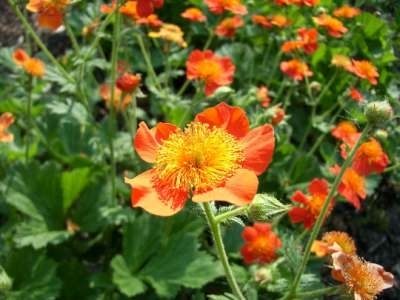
<box><xmin>154</xmin><ymin>122</ymin><xmax>244</xmax><ymax>196</ymax></box>
<box><xmin>197</xmin><ymin>60</ymin><xmax>222</xmax><ymax>81</ymax></box>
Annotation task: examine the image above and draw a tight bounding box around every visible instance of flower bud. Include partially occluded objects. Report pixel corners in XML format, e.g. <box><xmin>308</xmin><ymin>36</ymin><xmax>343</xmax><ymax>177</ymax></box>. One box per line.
<box><xmin>0</xmin><ymin>267</ymin><xmax>12</xmax><ymax>292</ymax></box>
<box><xmin>365</xmin><ymin>101</ymin><xmax>393</xmax><ymax>124</ymax></box>
<box><xmin>116</xmin><ymin>73</ymin><xmax>141</xmax><ymax>93</ymax></box>
<box><xmin>253</xmin><ymin>267</ymin><xmax>272</xmax><ymax>284</ymax></box>
<box><xmin>248</xmin><ymin>194</ymin><xmax>291</xmax><ymax>222</ymax></box>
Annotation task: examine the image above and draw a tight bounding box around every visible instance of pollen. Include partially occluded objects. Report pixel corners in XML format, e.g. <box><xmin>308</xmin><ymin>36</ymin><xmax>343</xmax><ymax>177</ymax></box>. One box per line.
<box><xmin>154</xmin><ymin>122</ymin><xmax>244</xmax><ymax>196</ymax></box>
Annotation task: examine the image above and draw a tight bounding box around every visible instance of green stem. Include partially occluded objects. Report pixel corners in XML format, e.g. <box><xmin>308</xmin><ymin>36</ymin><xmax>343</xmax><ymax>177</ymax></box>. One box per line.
<box><xmin>8</xmin><ymin>1</ymin><xmax>74</xmax><ymax>84</ymax></box>
<box><xmin>107</xmin><ymin>0</ymin><xmax>123</xmax><ymax>202</ymax></box>
<box><xmin>292</xmin><ymin>286</ymin><xmax>343</xmax><ymax>299</ymax></box>
<box><xmin>64</xmin><ymin>19</ymin><xmax>80</xmax><ymax>54</ymax></box>
<box><xmin>214</xmin><ymin>206</ymin><xmax>248</xmax><ymax>224</ymax></box>
<box><xmin>202</xmin><ymin>203</ymin><xmax>245</xmax><ymax>300</ymax></box>
<box><xmin>25</xmin><ymin>76</ymin><xmax>33</xmax><ymax>162</ymax></box>
<box><xmin>136</xmin><ymin>34</ymin><xmax>163</xmax><ymax>91</ymax></box>
<box><xmin>284</xmin><ymin>124</ymin><xmax>372</xmax><ymax>299</ymax></box>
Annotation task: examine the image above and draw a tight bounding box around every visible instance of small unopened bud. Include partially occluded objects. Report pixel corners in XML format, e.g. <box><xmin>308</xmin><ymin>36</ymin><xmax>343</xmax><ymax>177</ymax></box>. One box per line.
<box><xmin>365</xmin><ymin>101</ymin><xmax>393</xmax><ymax>124</ymax></box>
<box><xmin>375</xmin><ymin>129</ymin><xmax>388</xmax><ymax>140</ymax></box>
<box><xmin>309</xmin><ymin>81</ymin><xmax>321</xmax><ymax>92</ymax></box>
<box><xmin>248</xmin><ymin>194</ymin><xmax>291</xmax><ymax>222</ymax></box>
<box><xmin>271</xmin><ymin>107</ymin><xmax>285</xmax><ymax>125</ymax></box>
<box><xmin>253</xmin><ymin>267</ymin><xmax>272</xmax><ymax>284</ymax></box>
<box><xmin>0</xmin><ymin>266</ymin><xmax>12</xmax><ymax>292</ymax></box>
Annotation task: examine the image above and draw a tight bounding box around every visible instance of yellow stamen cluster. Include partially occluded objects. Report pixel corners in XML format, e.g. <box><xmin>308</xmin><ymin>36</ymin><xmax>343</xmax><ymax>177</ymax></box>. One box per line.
<box><xmin>155</xmin><ymin>122</ymin><xmax>244</xmax><ymax>194</ymax></box>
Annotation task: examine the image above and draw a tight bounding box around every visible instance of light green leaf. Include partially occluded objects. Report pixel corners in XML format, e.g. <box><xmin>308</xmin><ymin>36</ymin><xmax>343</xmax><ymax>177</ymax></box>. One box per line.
<box><xmin>61</xmin><ymin>167</ymin><xmax>91</xmax><ymax>211</ymax></box>
<box><xmin>111</xmin><ymin>255</ymin><xmax>147</xmax><ymax>297</ymax></box>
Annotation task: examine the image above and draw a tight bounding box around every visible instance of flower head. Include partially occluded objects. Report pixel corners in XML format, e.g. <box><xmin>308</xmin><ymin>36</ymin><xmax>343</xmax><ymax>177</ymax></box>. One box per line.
<box><xmin>99</xmin><ymin>83</ymin><xmax>132</xmax><ymax>112</ymax></box>
<box><xmin>240</xmin><ymin>223</ymin><xmax>282</xmax><ymax>264</ymax></box>
<box><xmin>280</xmin><ymin>59</ymin><xmax>313</xmax><ymax>80</ymax></box>
<box><xmin>288</xmin><ymin>178</ymin><xmax>334</xmax><ymax>229</ymax></box>
<box><xmin>331</xmin><ymin>252</ymin><xmax>394</xmax><ymax>300</ymax></box>
<box><xmin>26</xmin><ymin>0</ymin><xmax>70</xmax><ymax>30</ymax></box>
<box><xmin>116</xmin><ymin>72</ymin><xmax>141</xmax><ymax>93</ymax></box>
<box><xmin>351</xmin><ymin>138</ymin><xmax>390</xmax><ymax>176</ymax></box>
<box><xmin>12</xmin><ymin>48</ymin><xmax>45</xmax><ymax>77</ymax></box>
<box><xmin>351</xmin><ymin>60</ymin><xmax>379</xmax><ymax>85</ymax></box>
<box><xmin>257</xmin><ymin>85</ymin><xmax>271</xmax><ymax>107</ymax></box>
<box><xmin>186</xmin><ymin>50</ymin><xmax>235</xmax><ymax>96</ymax></box>
<box><xmin>136</xmin><ymin>0</ymin><xmax>164</xmax><ymax>17</ymax></box>
<box><xmin>215</xmin><ymin>16</ymin><xmax>244</xmax><ymax>38</ymax></box>
<box><xmin>349</xmin><ymin>87</ymin><xmax>364</xmax><ymax>102</ymax></box>
<box><xmin>330</xmin><ymin>165</ymin><xmax>366</xmax><ymax>209</ymax></box>
<box><xmin>270</xmin><ymin>14</ymin><xmax>291</xmax><ymax>28</ymax></box>
<box><xmin>333</xmin><ymin>5</ymin><xmax>361</xmax><ymax>19</ymax></box>
<box><xmin>331</xmin><ymin>54</ymin><xmax>353</xmax><ymax>71</ymax></box>
<box><xmin>181</xmin><ymin>7</ymin><xmax>207</xmax><ymax>22</ymax></box>
<box><xmin>125</xmin><ymin>102</ymin><xmax>275</xmax><ymax>216</ymax></box>
<box><xmin>313</xmin><ymin>14</ymin><xmax>348</xmax><ymax>38</ymax></box>
<box><xmin>252</xmin><ymin>15</ymin><xmax>272</xmax><ymax>29</ymax></box>
<box><xmin>281</xmin><ymin>28</ymin><xmax>318</xmax><ymax>54</ymax></box>
<box><xmin>0</xmin><ymin>113</ymin><xmax>15</xmax><ymax>143</ymax></box>
<box><xmin>148</xmin><ymin>23</ymin><xmax>187</xmax><ymax>47</ymax></box>
<box><xmin>331</xmin><ymin>120</ymin><xmax>359</xmax><ymax>143</ymax></box>
<box><xmin>311</xmin><ymin>231</ymin><xmax>356</xmax><ymax>257</ymax></box>
<box><xmin>204</xmin><ymin>0</ymin><xmax>247</xmax><ymax>15</ymax></box>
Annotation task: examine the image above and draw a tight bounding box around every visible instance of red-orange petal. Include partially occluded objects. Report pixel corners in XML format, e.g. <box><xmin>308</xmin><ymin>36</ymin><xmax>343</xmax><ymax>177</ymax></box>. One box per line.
<box><xmin>134</xmin><ymin>122</ymin><xmax>177</xmax><ymax>163</ymax></box>
<box><xmin>37</xmin><ymin>12</ymin><xmax>63</xmax><ymax>30</ymax></box>
<box><xmin>308</xmin><ymin>178</ymin><xmax>329</xmax><ymax>195</ymax></box>
<box><xmin>240</xmin><ymin>124</ymin><xmax>275</xmax><ymax>175</ymax></box>
<box><xmin>124</xmin><ymin>170</ymin><xmax>183</xmax><ymax>216</ymax></box>
<box><xmin>194</xmin><ymin>102</ymin><xmax>249</xmax><ymax>138</ymax></box>
<box><xmin>192</xmin><ymin>168</ymin><xmax>258</xmax><ymax>206</ymax></box>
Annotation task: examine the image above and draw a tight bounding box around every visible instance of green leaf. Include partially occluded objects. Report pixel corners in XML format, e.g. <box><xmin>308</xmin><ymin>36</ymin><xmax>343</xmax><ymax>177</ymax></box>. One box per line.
<box><xmin>357</xmin><ymin>13</ymin><xmax>388</xmax><ymax>40</ymax></box>
<box><xmin>4</xmin><ymin>249</ymin><xmax>61</xmax><ymax>300</ymax></box>
<box><xmin>111</xmin><ymin>255</ymin><xmax>147</xmax><ymax>297</ymax></box>
<box><xmin>61</xmin><ymin>167</ymin><xmax>91</xmax><ymax>211</ymax></box>
<box><xmin>14</xmin><ymin>220</ymin><xmax>71</xmax><ymax>249</ymax></box>
<box><xmin>5</xmin><ymin>191</ymin><xmax>43</xmax><ymax>221</ymax></box>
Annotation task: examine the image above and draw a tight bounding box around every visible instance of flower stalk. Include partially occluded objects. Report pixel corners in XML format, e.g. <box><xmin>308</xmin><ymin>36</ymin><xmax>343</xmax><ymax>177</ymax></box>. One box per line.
<box><xmin>202</xmin><ymin>202</ymin><xmax>245</xmax><ymax>300</ymax></box>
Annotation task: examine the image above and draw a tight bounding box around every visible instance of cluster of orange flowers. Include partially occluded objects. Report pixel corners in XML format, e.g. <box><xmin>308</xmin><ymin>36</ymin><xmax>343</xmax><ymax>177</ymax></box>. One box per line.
<box><xmin>312</xmin><ymin>231</ymin><xmax>394</xmax><ymax>300</ymax></box>
<box><xmin>331</xmin><ymin>120</ymin><xmax>389</xmax><ymax>209</ymax></box>
<box><xmin>12</xmin><ymin>48</ymin><xmax>45</xmax><ymax>77</ymax></box>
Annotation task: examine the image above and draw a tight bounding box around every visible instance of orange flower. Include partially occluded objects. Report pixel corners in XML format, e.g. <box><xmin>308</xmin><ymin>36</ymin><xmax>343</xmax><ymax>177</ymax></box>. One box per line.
<box><xmin>256</xmin><ymin>85</ymin><xmax>271</xmax><ymax>107</ymax></box>
<box><xmin>181</xmin><ymin>7</ymin><xmax>206</xmax><ymax>22</ymax></box>
<box><xmin>333</xmin><ymin>5</ymin><xmax>361</xmax><ymax>19</ymax></box>
<box><xmin>349</xmin><ymin>87</ymin><xmax>363</xmax><ymax>102</ymax></box>
<box><xmin>313</xmin><ymin>14</ymin><xmax>348</xmax><ymax>38</ymax></box>
<box><xmin>240</xmin><ymin>223</ymin><xmax>282</xmax><ymax>264</ymax></box>
<box><xmin>186</xmin><ymin>50</ymin><xmax>235</xmax><ymax>96</ymax></box>
<box><xmin>280</xmin><ymin>59</ymin><xmax>313</xmax><ymax>80</ymax></box>
<box><xmin>311</xmin><ymin>231</ymin><xmax>356</xmax><ymax>257</ymax></box>
<box><xmin>136</xmin><ymin>14</ymin><xmax>163</xmax><ymax>27</ymax></box>
<box><xmin>26</xmin><ymin>0</ymin><xmax>70</xmax><ymax>30</ymax></box>
<box><xmin>271</xmin><ymin>107</ymin><xmax>285</xmax><ymax>125</ymax></box>
<box><xmin>0</xmin><ymin>112</ymin><xmax>15</xmax><ymax>143</ymax></box>
<box><xmin>330</xmin><ymin>165</ymin><xmax>366</xmax><ymax>209</ymax></box>
<box><xmin>331</xmin><ymin>120</ymin><xmax>359</xmax><ymax>143</ymax></box>
<box><xmin>281</xmin><ymin>28</ymin><xmax>318</xmax><ymax>54</ymax></box>
<box><xmin>136</xmin><ymin>0</ymin><xmax>164</xmax><ymax>17</ymax></box>
<box><xmin>101</xmin><ymin>0</ymin><xmax>137</xmax><ymax>18</ymax></box>
<box><xmin>116</xmin><ymin>72</ymin><xmax>141</xmax><ymax>93</ymax></box>
<box><xmin>288</xmin><ymin>178</ymin><xmax>334</xmax><ymax>229</ymax></box>
<box><xmin>204</xmin><ymin>0</ymin><xmax>247</xmax><ymax>15</ymax></box>
<box><xmin>351</xmin><ymin>60</ymin><xmax>379</xmax><ymax>85</ymax></box>
<box><xmin>270</xmin><ymin>14</ymin><xmax>291</xmax><ymax>28</ymax></box>
<box><xmin>331</xmin><ymin>252</ymin><xmax>394</xmax><ymax>300</ymax></box>
<box><xmin>252</xmin><ymin>15</ymin><xmax>272</xmax><ymax>29</ymax></box>
<box><xmin>215</xmin><ymin>16</ymin><xmax>244</xmax><ymax>38</ymax></box>
<box><xmin>331</xmin><ymin>54</ymin><xmax>353</xmax><ymax>71</ymax></box>
<box><xmin>351</xmin><ymin>138</ymin><xmax>389</xmax><ymax>176</ymax></box>
<box><xmin>124</xmin><ymin>102</ymin><xmax>275</xmax><ymax>216</ymax></box>
<box><xmin>148</xmin><ymin>23</ymin><xmax>187</xmax><ymax>47</ymax></box>
<box><xmin>298</xmin><ymin>28</ymin><xmax>319</xmax><ymax>54</ymax></box>
<box><xmin>99</xmin><ymin>83</ymin><xmax>132</xmax><ymax>112</ymax></box>
<box><xmin>12</xmin><ymin>48</ymin><xmax>45</xmax><ymax>77</ymax></box>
